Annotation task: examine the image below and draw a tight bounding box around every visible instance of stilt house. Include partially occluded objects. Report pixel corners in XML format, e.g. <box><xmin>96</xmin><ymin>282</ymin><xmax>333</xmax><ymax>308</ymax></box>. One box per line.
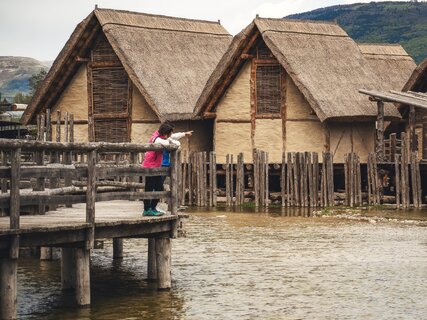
<box><xmin>400</xmin><ymin>57</ymin><xmax>427</xmax><ymax>159</ymax></box>
<box><xmin>21</xmin><ymin>8</ymin><xmax>232</xmax><ymax>152</ymax></box>
<box><xmin>194</xmin><ymin>18</ymin><xmax>416</xmax><ymax>163</ymax></box>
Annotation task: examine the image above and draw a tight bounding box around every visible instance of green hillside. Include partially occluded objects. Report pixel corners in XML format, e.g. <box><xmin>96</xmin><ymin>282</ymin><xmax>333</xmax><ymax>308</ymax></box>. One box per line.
<box><xmin>0</xmin><ymin>56</ymin><xmax>50</xmax><ymax>101</ymax></box>
<box><xmin>287</xmin><ymin>1</ymin><xmax>427</xmax><ymax>64</ymax></box>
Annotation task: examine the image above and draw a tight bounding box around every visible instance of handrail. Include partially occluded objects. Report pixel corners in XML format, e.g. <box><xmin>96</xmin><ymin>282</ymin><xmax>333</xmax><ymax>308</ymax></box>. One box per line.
<box><xmin>0</xmin><ymin>140</ymin><xmax>179</xmax><ymax>251</ymax></box>
<box><xmin>0</xmin><ymin>138</ymin><xmax>179</xmax><ymax>152</ymax></box>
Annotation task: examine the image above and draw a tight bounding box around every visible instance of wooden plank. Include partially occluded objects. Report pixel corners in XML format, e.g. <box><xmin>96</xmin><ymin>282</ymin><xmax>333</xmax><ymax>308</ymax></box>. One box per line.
<box><xmin>264</xmin><ymin>152</ymin><xmax>269</xmax><ymax>207</ymax></box>
<box><xmin>390</xmin><ymin>133</ymin><xmax>397</xmax><ymax>162</ymax></box>
<box><xmin>212</xmin><ymin>152</ymin><xmax>217</xmax><ymax>207</ymax></box>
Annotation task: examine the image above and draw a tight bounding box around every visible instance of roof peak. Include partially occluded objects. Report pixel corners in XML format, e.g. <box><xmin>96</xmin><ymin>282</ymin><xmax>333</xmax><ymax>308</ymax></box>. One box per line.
<box><xmin>94</xmin><ymin>7</ymin><xmax>223</xmax><ymax>26</ymax></box>
<box><xmin>254</xmin><ymin>16</ymin><xmax>339</xmax><ymax>26</ymax></box>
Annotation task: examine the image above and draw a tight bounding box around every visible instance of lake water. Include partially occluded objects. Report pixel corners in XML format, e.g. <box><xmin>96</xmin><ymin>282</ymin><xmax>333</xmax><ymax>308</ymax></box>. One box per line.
<box><xmin>17</xmin><ymin>207</ymin><xmax>427</xmax><ymax>319</ymax></box>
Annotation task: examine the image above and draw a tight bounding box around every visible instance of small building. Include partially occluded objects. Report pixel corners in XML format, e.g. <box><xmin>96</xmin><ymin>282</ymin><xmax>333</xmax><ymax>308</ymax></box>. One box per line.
<box><xmin>400</xmin><ymin>57</ymin><xmax>427</xmax><ymax>159</ymax></box>
<box><xmin>21</xmin><ymin>8</ymin><xmax>232</xmax><ymax>152</ymax></box>
<box><xmin>194</xmin><ymin>18</ymin><xmax>416</xmax><ymax>163</ymax></box>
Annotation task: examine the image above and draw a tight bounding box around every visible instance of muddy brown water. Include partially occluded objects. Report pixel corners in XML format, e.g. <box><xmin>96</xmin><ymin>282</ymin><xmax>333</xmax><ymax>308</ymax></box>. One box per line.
<box><xmin>17</xmin><ymin>207</ymin><xmax>427</xmax><ymax>319</ymax></box>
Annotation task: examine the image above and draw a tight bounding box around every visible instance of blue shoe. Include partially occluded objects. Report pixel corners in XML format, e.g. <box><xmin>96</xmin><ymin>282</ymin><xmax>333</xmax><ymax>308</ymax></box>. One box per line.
<box><xmin>151</xmin><ymin>209</ymin><xmax>164</xmax><ymax>216</ymax></box>
<box><xmin>143</xmin><ymin>208</ymin><xmax>153</xmax><ymax>216</ymax></box>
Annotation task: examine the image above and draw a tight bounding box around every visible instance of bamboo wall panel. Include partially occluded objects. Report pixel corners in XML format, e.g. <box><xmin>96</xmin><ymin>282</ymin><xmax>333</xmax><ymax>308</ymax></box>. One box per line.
<box><xmin>286</xmin><ymin>121</ymin><xmax>325</xmax><ymax>154</ymax></box>
<box><xmin>216</xmin><ymin>62</ymin><xmax>251</xmax><ymax>120</ymax></box>
<box><xmin>132</xmin><ymin>84</ymin><xmax>159</xmax><ymax>121</ymax></box>
<box><xmin>92</xmin><ymin>68</ymin><xmax>129</xmax><ymax>115</ymax></box>
<box><xmin>254</xmin><ymin>119</ymin><xmax>282</xmax><ymax>163</ymax></box>
<box><xmin>256</xmin><ymin>64</ymin><xmax>281</xmax><ymax>114</ymax></box>
<box><xmin>215</xmin><ymin>122</ymin><xmax>252</xmax><ymax>163</ymax></box>
<box><xmin>285</xmin><ymin>76</ymin><xmax>318</xmax><ymax>120</ymax></box>
<box><xmin>52</xmin><ymin>65</ymin><xmax>88</xmax><ymax>121</ymax></box>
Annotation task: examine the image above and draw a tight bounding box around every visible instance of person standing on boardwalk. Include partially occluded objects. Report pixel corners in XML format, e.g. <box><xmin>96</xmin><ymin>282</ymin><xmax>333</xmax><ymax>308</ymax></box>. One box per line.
<box><xmin>142</xmin><ymin>122</ymin><xmax>192</xmax><ymax>216</ymax></box>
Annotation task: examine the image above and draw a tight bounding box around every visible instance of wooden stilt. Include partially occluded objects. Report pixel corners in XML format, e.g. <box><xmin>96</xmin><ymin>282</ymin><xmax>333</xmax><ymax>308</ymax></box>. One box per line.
<box><xmin>147</xmin><ymin>238</ymin><xmax>157</xmax><ymax>280</ymax></box>
<box><xmin>155</xmin><ymin>238</ymin><xmax>171</xmax><ymax>290</ymax></box>
<box><xmin>74</xmin><ymin>248</ymin><xmax>90</xmax><ymax>306</ymax></box>
<box><xmin>395</xmin><ymin>155</ymin><xmax>401</xmax><ymax>208</ymax></box>
<box><xmin>0</xmin><ymin>258</ymin><xmax>17</xmax><ymax>320</ymax></box>
<box><xmin>113</xmin><ymin>238</ymin><xmax>124</xmax><ymax>259</ymax></box>
<box><xmin>61</xmin><ymin>248</ymin><xmax>75</xmax><ymax>290</ymax></box>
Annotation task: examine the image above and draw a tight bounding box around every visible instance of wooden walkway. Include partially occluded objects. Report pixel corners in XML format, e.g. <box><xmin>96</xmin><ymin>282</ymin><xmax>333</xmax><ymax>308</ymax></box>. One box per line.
<box><xmin>0</xmin><ymin>139</ymin><xmax>184</xmax><ymax>320</ymax></box>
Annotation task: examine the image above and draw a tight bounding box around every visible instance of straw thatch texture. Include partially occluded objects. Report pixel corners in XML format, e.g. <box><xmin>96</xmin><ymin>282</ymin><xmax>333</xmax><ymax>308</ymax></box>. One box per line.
<box><xmin>97</xmin><ymin>9</ymin><xmax>231</xmax><ymax>121</ymax></box>
<box><xmin>402</xmin><ymin>57</ymin><xmax>427</xmax><ymax>92</ymax></box>
<box><xmin>259</xmin><ymin>18</ymin><xmax>403</xmax><ymax>121</ymax></box>
<box><xmin>196</xmin><ymin>18</ymin><xmax>416</xmax><ymax>121</ymax></box>
<box><xmin>360</xmin><ymin>43</ymin><xmax>416</xmax><ymax>92</ymax></box>
<box><xmin>22</xmin><ymin>8</ymin><xmax>232</xmax><ymax>125</ymax></box>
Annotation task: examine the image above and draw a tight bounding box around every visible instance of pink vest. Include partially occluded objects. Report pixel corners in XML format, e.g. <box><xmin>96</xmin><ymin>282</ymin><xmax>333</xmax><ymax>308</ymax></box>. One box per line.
<box><xmin>142</xmin><ymin>131</ymin><xmax>165</xmax><ymax>168</ymax></box>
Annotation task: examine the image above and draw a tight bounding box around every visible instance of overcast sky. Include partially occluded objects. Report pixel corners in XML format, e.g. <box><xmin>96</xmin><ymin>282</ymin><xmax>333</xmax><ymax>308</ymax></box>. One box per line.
<box><xmin>0</xmin><ymin>0</ymin><xmax>405</xmax><ymax>61</ymax></box>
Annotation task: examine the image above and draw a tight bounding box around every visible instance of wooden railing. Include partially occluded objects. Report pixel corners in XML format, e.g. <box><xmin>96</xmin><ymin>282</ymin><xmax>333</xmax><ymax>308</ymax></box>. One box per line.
<box><xmin>0</xmin><ymin>138</ymin><xmax>179</xmax><ymax>244</ymax></box>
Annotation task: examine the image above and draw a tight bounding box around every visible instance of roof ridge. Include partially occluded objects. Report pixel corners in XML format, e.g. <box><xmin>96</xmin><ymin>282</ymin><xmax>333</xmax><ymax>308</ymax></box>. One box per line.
<box><xmin>102</xmin><ymin>22</ymin><xmax>231</xmax><ymax>37</ymax></box>
<box><xmin>95</xmin><ymin>8</ymin><xmax>222</xmax><ymax>26</ymax></box>
<box><xmin>256</xmin><ymin>16</ymin><xmax>340</xmax><ymax>26</ymax></box>
<box><xmin>260</xmin><ymin>28</ymin><xmax>349</xmax><ymax>38</ymax></box>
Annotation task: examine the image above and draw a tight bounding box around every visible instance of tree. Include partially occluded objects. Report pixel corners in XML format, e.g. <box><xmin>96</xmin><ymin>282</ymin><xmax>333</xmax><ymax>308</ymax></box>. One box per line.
<box><xmin>13</xmin><ymin>92</ymin><xmax>32</xmax><ymax>104</ymax></box>
<box><xmin>28</xmin><ymin>68</ymin><xmax>47</xmax><ymax>96</ymax></box>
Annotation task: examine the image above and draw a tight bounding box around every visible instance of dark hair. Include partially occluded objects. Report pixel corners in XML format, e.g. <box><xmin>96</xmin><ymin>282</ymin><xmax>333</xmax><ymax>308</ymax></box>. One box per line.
<box><xmin>158</xmin><ymin>121</ymin><xmax>174</xmax><ymax>136</ymax></box>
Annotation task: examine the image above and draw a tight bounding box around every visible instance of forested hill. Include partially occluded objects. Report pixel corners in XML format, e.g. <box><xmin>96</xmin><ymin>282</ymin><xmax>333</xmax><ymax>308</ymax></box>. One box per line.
<box><xmin>287</xmin><ymin>1</ymin><xmax>427</xmax><ymax>64</ymax></box>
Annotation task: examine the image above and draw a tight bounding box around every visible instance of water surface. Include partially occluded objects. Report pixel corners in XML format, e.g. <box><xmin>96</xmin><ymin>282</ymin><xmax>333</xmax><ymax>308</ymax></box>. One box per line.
<box><xmin>17</xmin><ymin>207</ymin><xmax>427</xmax><ymax>319</ymax></box>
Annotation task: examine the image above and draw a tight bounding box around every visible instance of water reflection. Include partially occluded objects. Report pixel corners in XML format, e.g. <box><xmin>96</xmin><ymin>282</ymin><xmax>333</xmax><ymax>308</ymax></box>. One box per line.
<box><xmin>17</xmin><ymin>208</ymin><xmax>427</xmax><ymax>319</ymax></box>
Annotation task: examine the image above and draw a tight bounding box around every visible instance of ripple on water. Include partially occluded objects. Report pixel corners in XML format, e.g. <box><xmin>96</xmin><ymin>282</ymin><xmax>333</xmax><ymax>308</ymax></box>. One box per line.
<box><xmin>16</xmin><ymin>209</ymin><xmax>427</xmax><ymax>320</ymax></box>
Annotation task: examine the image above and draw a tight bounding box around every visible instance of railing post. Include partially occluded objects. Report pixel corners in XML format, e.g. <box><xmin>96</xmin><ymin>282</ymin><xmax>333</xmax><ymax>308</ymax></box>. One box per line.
<box><xmin>1</xmin><ymin>148</ymin><xmax>20</xmax><ymax>320</ymax></box>
<box><xmin>86</xmin><ymin>149</ymin><xmax>97</xmax><ymax>250</ymax></box>
<box><xmin>169</xmin><ymin>149</ymin><xmax>178</xmax><ymax>215</ymax></box>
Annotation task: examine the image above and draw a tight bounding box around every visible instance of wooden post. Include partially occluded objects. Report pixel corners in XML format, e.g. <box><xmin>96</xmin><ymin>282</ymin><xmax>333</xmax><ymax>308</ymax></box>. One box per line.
<box><xmin>390</xmin><ymin>133</ymin><xmax>397</xmax><ymax>162</ymax></box>
<box><xmin>61</xmin><ymin>248</ymin><xmax>75</xmax><ymax>290</ymax></box>
<box><xmin>264</xmin><ymin>152</ymin><xmax>269</xmax><ymax>207</ymax></box>
<box><xmin>313</xmin><ymin>153</ymin><xmax>319</xmax><ymax>207</ymax></box>
<box><xmin>409</xmin><ymin>106</ymin><xmax>416</xmax><ymax>152</ymax></box>
<box><xmin>86</xmin><ymin>149</ymin><xmax>97</xmax><ymax>250</ymax></box>
<box><xmin>0</xmin><ymin>258</ymin><xmax>18</xmax><ymax>319</ymax></box>
<box><xmin>287</xmin><ymin>152</ymin><xmax>293</xmax><ymax>207</ymax></box>
<box><xmin>113</xmin><ymin>238</ymin><xmax>124</xmax><ymax>259</ymax></box>
<box><xmin>226</xmin><ymin>154</ymin><xmax>230</xmax><ymax>207</ymax></box>
<box><xmin>155</xmin><ymin>238</ymin><xmax>171</xmax><ymax>290</ymax></box>
<box><xmin>0</xmin><ymin>151</ymin><xmax>7</xmax><ymax>217</ymax></box>
<box><xmin>182</xmin><ymin>151</ymin><xmax>187</xmax><ymax>206</ymax></box>
<box><xmin>147</xmin><ymin>238</ymin><xmax>157</xmax><ymax>281</ymax></box>
<box><xmin>281</xmin><ymin>153</ymin><xmax>286</xmax><ymax>207</ymax></box>
<box><xmin>376</xmin><ymin>100</ymin><xmax>385</xmax><ymax>162</ymax></box>
<box><xmin>170</xmin><ymin>150</ymin><xmax>178</xmax><ymax>215</ymax></box>
<box><xmin>356</xmin><ymin>154</ymin><xmax>362</xmax><ymax>206</ymax></box>
<box><xmin>212</xmin><ymin>152</ymin><xmax>217</xmax><ymax>207</ymax></box>
<box><xmin>74</xmin><ymin>248</ymin><xmax>90</xmax><ymax>305</ymax></box>
<box><xmin>254</xmin><ymin>151</ymin><xmax>259</xmax><ymax>207</ymax></box>
<box><xmin>395</xmin><ymin>155</ymin><xmax>401</xmax><ymax>208</ymax></box>
<box><xmin>10</xmin><ymin>148</ymin><xmax>20</xmax><ymax>230</ymax></box>
<box><xmin>344</xmin><ymin>154</ymin><xmax>349</xmax><ymax>206</ymax></box>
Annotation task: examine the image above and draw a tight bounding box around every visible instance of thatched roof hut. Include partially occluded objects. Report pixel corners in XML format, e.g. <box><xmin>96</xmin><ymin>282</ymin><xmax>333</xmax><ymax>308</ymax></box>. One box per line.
<box><xmin>196</xmin><ymin>18</ymin><xmax>414</xmax><ymax>121</ymax></box>
<box><xmin>22</xmin><ymin>8</ymin><xmax>232</xmax><ymax>126</ymax></box>
<box><xmin>194</xmin><ymin>17</ymin><xmax>416</xmax><ymax>163</ymax></box>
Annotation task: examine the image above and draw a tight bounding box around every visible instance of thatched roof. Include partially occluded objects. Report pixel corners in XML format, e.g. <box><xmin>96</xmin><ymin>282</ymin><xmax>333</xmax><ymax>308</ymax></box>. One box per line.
<box><xmin>22</xmin><ymin>8</ymin><xmax>231</xmax><ymax>124</ymax></box>
<box><xmin>195</xmin><ymin>18</ymin><xmax>416</xmax><ymax>121</ymax></box>
<box><xmin>359</xmin><ymin>43</ymin><xmax>416</xmax><ymax>92</ymax></box>
<box><xmin>402</xmin><ymin>56</ymin><xmax>427</xmax><ymax>93</ymax></box>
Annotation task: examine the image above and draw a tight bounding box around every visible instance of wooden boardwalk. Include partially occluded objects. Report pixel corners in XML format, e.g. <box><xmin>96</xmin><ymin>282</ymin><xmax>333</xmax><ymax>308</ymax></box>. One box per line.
<box><xmin>0</xmin><ymin>139</ymin><xmax>184</xmax><ymax>320</ymax></box>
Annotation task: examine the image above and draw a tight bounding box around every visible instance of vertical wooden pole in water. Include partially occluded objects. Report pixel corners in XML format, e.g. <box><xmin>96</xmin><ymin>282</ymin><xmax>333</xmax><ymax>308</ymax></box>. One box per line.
<box><xmin>264</xmin><ymin>152</ymin><xmax>269</xmax><ymax>208</ymax></box>
<box><xmin>313</xmin><ymin>153</ymin><xmax>319</xmax><ymax>208</ymax></box>
<box><xmin>155</xmin><ymin>238</ymin><xmax>171</xmax><ymax>290</ymax></box>
<box><xmin>254</xmin><ymin>151</ymin><xmax>259</xmax><ymax>207</ymax></box>
<box><xmin>113</xmin><ymin>238</ymin><xmax>124</xmax><ymax>259</ymax></box>
<box><xmin>170</xmin><ymin>150</ymin><xmax>178</xmax><ymax>215</ymax></box>
<box><xmin>147</xmin><ymin>238</ymin><xmax>157</xmax><ymax>281</ymax></box>
<box><xmin>0</xmin><ymin>148</ymin><xmax>20</xmax><ymax>319</ymax></box>
<box><xmin>74</xmin><ymin>247</ymin><xmax>90</xmax><ymax>305</ymax></box>
<box><xmin>61</xmin><ymin>248</ymin><xmax>75</xmax><ymax>290</ymax></box>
